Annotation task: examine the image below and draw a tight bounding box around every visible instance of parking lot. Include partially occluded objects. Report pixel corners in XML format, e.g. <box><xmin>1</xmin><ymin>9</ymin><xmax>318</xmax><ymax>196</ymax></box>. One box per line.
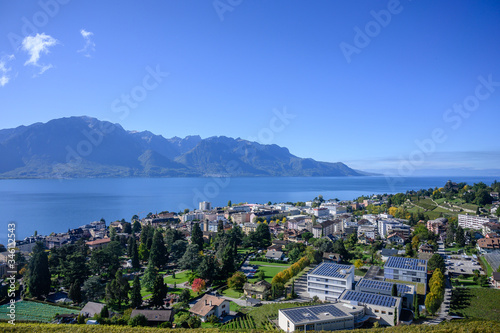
<box><xmin>446</xmin><ymin>256</ymin><xmax>484</xmax><ymax>276</ymax></box>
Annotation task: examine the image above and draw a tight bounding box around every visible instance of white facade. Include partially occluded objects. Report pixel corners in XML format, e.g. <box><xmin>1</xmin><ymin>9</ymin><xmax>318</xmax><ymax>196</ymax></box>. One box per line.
<box><xmin>458</xmin><ymin>214</ymin><xmax>498</xmax><ymax>230</ymax></box>
<box><xmin>199</xmin><ymin>201</ymin><xmax>211</xmax><ymax>211</ymax></box>
<box><xmin>307</xmin><ymin>263</ymin><xmax>355</xmax><ymax>301</ymax></box>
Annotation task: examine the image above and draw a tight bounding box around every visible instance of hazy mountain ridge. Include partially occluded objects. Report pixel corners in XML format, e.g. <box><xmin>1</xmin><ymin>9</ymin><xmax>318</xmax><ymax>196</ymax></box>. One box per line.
<box><xmin>0</xmin><ymin>116</ymin><xmax>371</xmax><ymax>178</ymax></box>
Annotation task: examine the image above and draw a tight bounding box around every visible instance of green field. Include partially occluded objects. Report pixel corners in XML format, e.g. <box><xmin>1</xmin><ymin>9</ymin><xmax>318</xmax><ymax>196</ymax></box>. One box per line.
<box><xmin>247</xmin><ymin>265</ymin><xmax>289</xmax><ymax>283</ymax></box>
<box><xmin>450</xmin><ymin>288</ymin><xmax>500</xmax><ymax>321</ymax></box>
<box><xmin>221</xmin><ymin>288</ymin><xmax>243</xmax><ymax>298</ymax></box>
<box><xmin>479</xmin><ymin>256</ymin><xmax>493</xmax><ymax>277</ymax></box>
<box><xmin>416</xmin><ymin>199</ymin><xmax>437</xmax><ymax>210</ymax></box>
<box><xmin>240</xmin><ymin>301</ymin><xmax>320</xmax><ymax>328</ymax></box>
<box><xmin>0</xmin><ymin>301</ymin><xmax>78</xmax><ymax>323</ymax></box>
<box><xmin>164</xmin><ymin>271</ymin><xmax>190</xmax><ymax>285</ymax></box>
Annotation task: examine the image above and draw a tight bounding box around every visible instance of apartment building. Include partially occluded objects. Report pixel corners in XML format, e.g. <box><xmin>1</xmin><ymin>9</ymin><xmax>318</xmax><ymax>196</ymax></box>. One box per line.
<box><xmin>458</xmin><ymin>214</ymin><xmax>498</xmax><ymax>230</ymax></box>
<box><xmin>307</xmin><ymin>263</ymin><xmax>355</xmax><ymax>301</ymax></box>
<box><xmin>384</xmin><ymin>256</ymin><xmax>428</xmax><ymax>286</ymax></box>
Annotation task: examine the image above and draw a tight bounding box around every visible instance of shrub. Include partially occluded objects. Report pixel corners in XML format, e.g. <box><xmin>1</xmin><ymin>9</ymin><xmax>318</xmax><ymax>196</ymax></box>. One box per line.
<box><xmin>128</xmin><ymin>314</ymin><xmax>148</xmax><ymax>327</ymax></box>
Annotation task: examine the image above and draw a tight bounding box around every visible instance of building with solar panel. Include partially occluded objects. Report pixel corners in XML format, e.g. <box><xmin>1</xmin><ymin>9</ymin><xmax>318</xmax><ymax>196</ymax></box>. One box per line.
<box><xmin>384</xmin><ymin>256</ymin><xmax>428</xmax><ymax>286</ymax></box>
<box><xmin>307</xmin><ymin>262</ymin><xmax>354</xmax><ymax>301</ymax></box>
<box><xmin>355</xmin><ymin>278</ymin><xmax>415</xmax><ymax>309</ymax></box>
<box><xmin>278</xmin><ymin>303</ymin><xmax>368</xmax><ymax>332</ymax></box>
<box><xmin>338</xmin><ymin>290</ymin><xmax>402</xmax><ymax>326</ymax></box>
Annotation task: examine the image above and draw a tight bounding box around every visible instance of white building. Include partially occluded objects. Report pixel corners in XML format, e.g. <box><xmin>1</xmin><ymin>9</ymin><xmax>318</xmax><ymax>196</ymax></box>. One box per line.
<box><xmin>355</xmin><ymin>278</ymin><xmax>415</xmax><ymax>309</ymax></box>
<box><xmin>384</xmin><ymin>256</ymin><xmax>428</xmax><ymax>286</ymax></box>
<box><xmin>458</xmin><ymin>214</ymin><xmax>498</xmax><ymax>230</ymax></box>
<box><xmin>199</xmin><ymin>201</ymin><xmax>211</xmax><ymax>211</ymax></box>
<box><xmin>312</xmin><ymin>207</ymin><xmax>329</xmax><ymax>218</ymax></box>
<box><xmin>307</xmin><ymin>263</ymin><xmax>355</xmax><ymax>301</ymax></box>
<box><xmin>357</xmin><ymin>225</ymin><xmax>378</xmax><ymax>240</ymax></box>
<box><xmin>378</xmin><ymin>219</ymin><xmax>409</xmax><ymax>239</ymax></box>
<box><xmin>338</xmin><ymin>290</ymin><xmax>401</xmax><ymax>327</ymax></box>
<box><xmin>278</xmin><ymin>303</ymin><xmax>366</xmax><ymax>332</ymax></box>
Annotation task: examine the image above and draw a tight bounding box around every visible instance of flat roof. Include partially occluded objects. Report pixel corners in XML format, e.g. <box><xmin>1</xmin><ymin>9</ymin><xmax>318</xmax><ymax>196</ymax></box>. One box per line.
<box><xmin>280</xmin><ymin>304</ymin><xmax>355</xmax><ymax>324</ymax></box>
<box><xmin>340</xmin><ymin>290</ymin><xmax>398</xmax><ymax>308</ymax></box>
<box><xmin>385</xmin><ymin>256</ymin><xmax>427</xmax><ymax>271</ymax></box>
<box><xmin>308</xmin><ymin>262</ymin><xmax>354</xmax><ymax>279</ymax></box>
<box><xmin>356</xmin><ymin>278</ymin><xmax>413</xmax><ymax>294</ymax></box>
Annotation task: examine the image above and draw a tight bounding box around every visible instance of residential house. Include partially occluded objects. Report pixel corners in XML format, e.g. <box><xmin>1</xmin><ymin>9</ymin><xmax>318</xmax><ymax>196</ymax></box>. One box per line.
<box><xmin>189</xmin><ymin>295</ymin><xmax>230</xmax><ymax>322</ymax></box>
<box><xmin>243</xmin><ymin>280</ymin><xmax>272</xmax><ymax>299</ymax></box>
<box><xmin>272</xmin><ymin>239</ymin><xmax>288</xmax><ymax>250</ymax></box>
<box><xmin>80</xmin><ymin>302</ymin><xmax>105</xmax><ymax>318</ymax></box>
<box><xmin>242</xmin><ymin>223</ymin><xmax>258</xmax><ymax>235</ymax></box>
<box><xmin>386</xmin><ymin>233</ymin><xmax>405</xmax><ymax>245</ymax></box>
<box><xmin>45</xmin><ymin>235</ymin><xmax>70</xmax><ymax>249</ymax></box>
<box><xmin>266</xmin><ymin>251</ymin><xmax>284</xmax><ymax>261</ymax></box>
<box><xmin>357</xmin><ymin>234</ymin><xmax>374</xmax><ymax>244</ymax></box>
<box><xmin>357</xmin><ymin>225</ymin><xmax>378</xmax><ymax>240</ymax></box>
<box><xmin>477</xmin><ymin>237</ymin><xmax>500</xmax><ymax>253</ymax></box>
<box><xmin>86</xmin><ymin>238</ymin><xmax>111</xmax><ymax>250</ymax></box>
<box><xmin>482</xmin><ymin>222</ymin><xmax>500</xmax><ymax>237</ymax></box>
<box><xmin>307</xmin><ymin>262</ymin><xmax>355</xmax><ymax>301</ymax></box>
<box><xmin>130</xmin><ymin>309</ymin><xmax>173</xmax><ymax>326</ymax></box>
<box><xmin>419</xmin><ymin>243</ymin><xmax>434</xmax><ymax>254</ymax></box>
<box><xmin>427</xmin><ymin>218</ymin><xmax>447</xmax><ymax>235</ymax></box>
<box><xmin>322</xmin><ymin>252</ymin><xmax>341</xmax><ymax>263</ymax></box>
<box><xmin>267</xmin><ymin>244</ymin><xmax>282</xmax><ymax>252</ymax></box>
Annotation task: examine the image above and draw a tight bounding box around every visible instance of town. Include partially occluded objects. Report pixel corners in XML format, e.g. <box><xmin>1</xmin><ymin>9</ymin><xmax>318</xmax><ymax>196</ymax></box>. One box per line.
<box><xmin>1</xmin><ymin>180</ymin><xmax>499</xmax><ymax>331</ymax></box>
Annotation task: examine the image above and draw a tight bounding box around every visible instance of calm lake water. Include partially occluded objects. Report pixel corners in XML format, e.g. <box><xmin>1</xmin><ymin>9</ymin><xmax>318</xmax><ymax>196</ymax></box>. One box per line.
<box><xmin>1</xmin><ymin>176</ymin><xmax>498</xmax><ymax>241</ymax></box>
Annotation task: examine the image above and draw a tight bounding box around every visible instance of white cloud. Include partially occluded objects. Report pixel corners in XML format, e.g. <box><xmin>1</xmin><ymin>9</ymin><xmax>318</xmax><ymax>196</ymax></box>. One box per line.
<box><xmin>21</xmin><ymin>33</ymin><xmax>58</xmax><ymax>75</ymax></box>
<box><xmin>78</xmin><ymin>29</ymin><xmax>95</xmax><ymax>57</ymax></box>
<box><xmin>0</xmin><ymin>54</ymin><xmax>15</xmax><ymax>87</ymax></box>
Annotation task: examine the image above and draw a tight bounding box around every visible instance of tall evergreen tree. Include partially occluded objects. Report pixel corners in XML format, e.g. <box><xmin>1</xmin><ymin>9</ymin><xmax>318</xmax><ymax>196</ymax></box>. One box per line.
<box><xmin>130</xmin><ymin>275</ymin><xmax>142</xmax><ymax>308</ymax></box>
<box><xmin>27</xmin><ymin>242</ymin><xmax>51</xmax><ymax>298</ymax></box>
<box><xmin>391</xmin><ymin>283</ymin><xmax>398</xmax><ymax>297</ymax></box>
<box><xmin>178</xmin><ymin>244</ymin><xmax>202</xmax><ymax>271</ymax></box>
<box><xmin>150</xmin><ymin>275</ymin><xmax>167</xmax><ymax>308</ymax></box>
<box><xmin>221</xmin><ymin>244</ymin><xmax>235</xmax><ymax>276</ymax></box>
<box><xmin>69</xmin><ymin>281</ymin><xmax>82</xmax><ymax>303</ymax></box>
<box><xmin>191</xmin><ymin>223</ymin><xmax>204</xmax><ymax>251</ymax></box>
<box><xmin>142</xmin><ymin>261</ymin><xmax>158</xmax><ymax>292</ymax></box>
<box><xmin>149</xmin><ymin>229</ymin><xmax>167</xmax><ymax>268</ymax></box>
<box><xmin>131</xmin><ymin>238</ymin><xmax>140</xmax><ymax>269</ymax></box>
<box><xmin>197</xmin><ymin>255</ymin><xmax>219</xmax><ymax>285</ymax></box>
<box><xmin>127</xmin><ymin>236</ymin><xmax>134</xmax><ymax>257</ymax></box>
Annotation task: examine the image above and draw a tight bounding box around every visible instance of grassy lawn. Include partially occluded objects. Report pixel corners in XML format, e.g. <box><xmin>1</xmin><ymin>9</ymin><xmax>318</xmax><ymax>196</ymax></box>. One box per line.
<box><xmin>164</xmin><ymin>271</ymin><xmax>190</xmax><ymax>285</ymax></box>
<box><xmin>355</xmin><ymin>268</ymin><xmax>367</xmax><ymax>276</ymax></box>
<box><xmin>386</xmin><ymin>279</ymin><xmax>426</xmax><ymax>295</ymax></box>
<box><xmin>248</xmin><ymin>265</ymin><xmax>289</xmax><ymax>283</ymax></box>
<box><xmin>450</xmin><ymin>287</ymin><xmax>500</xmax><ymax>321</ymax></box>
<box><xmin>479</xmin><ymin>256</ymin><xmax>493</xmax><ymax>277</ymax></box>
<box><xmin>249</xmin><ymin>260</ymin><xmax>291</xmax><ymax>267</ymax></box>
<box><xmin>230</xmin><ymin>301</ymin><xmax>242</xmax><ymax>312</ymax></box>
<box><xmin>451</xmin><ymin>277</ymin><xmax>483</xmax><ymax>288</ymax></box>
<box><xmin>221</xmin><ymin>288</ymin><xmax>244</xmax><ymax>298</ymax></box>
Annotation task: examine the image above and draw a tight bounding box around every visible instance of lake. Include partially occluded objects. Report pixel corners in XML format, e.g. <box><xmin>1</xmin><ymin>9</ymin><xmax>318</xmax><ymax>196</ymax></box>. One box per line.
<box><xmin>1</xmin><ymin>175</ymin><xmax>498</xmax><ymax>241</ymax></box>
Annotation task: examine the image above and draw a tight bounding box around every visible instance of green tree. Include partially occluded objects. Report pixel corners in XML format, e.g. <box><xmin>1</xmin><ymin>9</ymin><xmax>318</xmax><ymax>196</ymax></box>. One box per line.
<box><xmin>354</xmin><ymin>259</ymin><xmax>364</xmax><ymax>270</ymax></box>
<box><xmin>227</xmin><ymin>271</ymin><xmax>247</xmax><ymax>291</ymax></box>
<box><xmin>128</xmin><ymin>314</ymin><xmax>148</xmax><ymax>327</ymax></box>
<box><xmin>255</xmin><ymin>223</ymin><xmax>271</xmax><ymax>248</ymax></box>
<box><xmin>425</xmin><ymin>292</ymin><xmax>441</xmax><ymax>315</ymax></box>
<box><xmin>130</xmin><ymin>275</ymin><xmax>142</xmax><ymax>309</ymax></box>
<box><xmin>149</xmin><ymin>229</ymin><xmax>168</xmax><ymax>268</ymax></box>
<box><xmin>100</xmin><ymin>305</ymin><xmax>109</xmax><ymax>318</ymax></box>
<box><xmin>413</xmin><ymin>293</ymin><xmax>419</xmax><ymax>317</ymax></box>
<box><xmin>142</xmin><ymin>261</ymin><xmax>158</xmax><ymax>292</ymax></box>
<box><xmin>132</xmin><ymin>220</ymin><xmax>141</xmax><ymax>234</ymax></box>
<box><xmin>170</xmin><ymin>240</ymin><xmax>188</xmax><ymax>262</ymax></box>
<box><xmin>456</xmin><ymin>226</ymin><xmax>465</xmax><ymax>247</ymax></box>
<box><xmin>391</xmin><ymin>283</ymin><xmax>397</xmax><ymax>297</ymax></box>
<box><xmin>256</xmin><ymin>269</ymin><xmax>266</xmax><ymax>281</ymax></box>
<box><xmin>69</xmin><ymin>281</ymin><xmax>82</xmax><ymax>303</ymax></box>
<box><xmin>26</xmin><ymin>242</ymin><xmax>51</xmax><ymax>298</ymax></box>
<box><xmin>428</xmin><ymin>253</ymin><xmax>446</xmax><ymax>274</ymax></box>
<box><xmin>228</xmin><ymin>200</ymin><xmax>232</xmax><ymax>207</ymax></box>
<box><xmin>221</xmin><ymin>244</ymin><xmax>236</xmax><ymax>276</ymax></box>
<box><xmin>179</xmin><ymin>288</ymin><xmax>191</xmax><ymax>304</ymax></box>
<box><xmin>191</xmin><ymin>223</ymin><xmax>204</xmax><ymax>251</ymax></box>
<box><xmin>178</xmin><ymin>244</ymin><xmax>202</xmax><ymax>271</ymax></box>
<box><xmin>131</xmin><ymin>238</ymin><xmax>140</xmax><ymax>269</ymax></box>
<box><xmin>150</xmin><ymin>275</ymin><xmax>167</xmax><ymax>308</ymax></box>
<box><xmin>82</xmin><ymin>276</ymin><xmax>105</xmax><ymax>302</ymax></box>
<box><xmin>197</xmin><ymin>255</ymin><xmax>219</xmax><ymax>285</ymax></box>
<box><xmin>394</xmin><ymin>307</ymin><xmax>398</xmax><ymax>326</ymax></box>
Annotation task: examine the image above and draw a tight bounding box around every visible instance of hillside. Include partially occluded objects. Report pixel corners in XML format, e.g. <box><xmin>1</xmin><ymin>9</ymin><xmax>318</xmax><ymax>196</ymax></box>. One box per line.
<box><xmin>0</xmin><ymin>116</ymin><xmax>371</xmax><ymax>179</ymax></box>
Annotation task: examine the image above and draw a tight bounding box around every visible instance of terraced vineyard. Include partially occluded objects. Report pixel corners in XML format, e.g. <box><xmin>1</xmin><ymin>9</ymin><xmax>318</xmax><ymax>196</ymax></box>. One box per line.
<box><xmin>0</xmin><ymin>301</ymin><xmax>78</xmax><ymax>323</ymax></box>
<box><xmin>220</xmin><ymin>315</ymin><xmax>275</xmax><ymax>331</ymax></box>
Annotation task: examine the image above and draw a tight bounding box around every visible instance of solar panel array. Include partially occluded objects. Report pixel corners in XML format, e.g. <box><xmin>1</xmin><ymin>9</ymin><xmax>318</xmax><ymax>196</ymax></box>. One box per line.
<box><xmin>385</xmin><ymin>256</ymin><xmax>427</xmax><ymax>271</ymax></box>
<box><xmin>357</xmin><ymin>278</ymin><xmax>412</xmax><ymax>293</ymax></box>
<box><xmin>341</xmin><ymin>290</ymin><xmax>397</xmax><ymax>308</ymax></box>
<box><xmin>309</xmin><ymin>263</ymin><xmax>354</xmax><ymax>278</ymax></box>
<box><xmin>282</xmin><ymin>304</ymin><xmax>348</xmax><ymax>324</ymax></box>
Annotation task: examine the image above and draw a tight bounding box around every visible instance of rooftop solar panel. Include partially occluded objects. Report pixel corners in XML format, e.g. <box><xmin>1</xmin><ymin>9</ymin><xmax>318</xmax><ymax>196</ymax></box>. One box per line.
<box><xmin>385</xmin><ymin>256</ymin><xmax>427</xmax><ymax>271</ymax></box>
<box><xmin>281</xmin><ymin>304</ymin><xmax>350</xmax><ymax>324</ymax></box>
<box><xmin>308</xmin><ymin>263</ymin><xmax>354</xmax><ymax>278</ymax></box>
<box><xmin>357</xmin><ymin>278</ymin><xmax>412</xmax><ymax>294</ymax></box>
<box><xmin>340</xmin><ymin>290</ymin><xmax>397</xmax><ymax>308</ymax></box>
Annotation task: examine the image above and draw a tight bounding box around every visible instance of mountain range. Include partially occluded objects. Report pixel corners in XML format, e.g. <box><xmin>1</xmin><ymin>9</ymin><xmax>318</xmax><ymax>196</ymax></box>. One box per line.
<box><xmin>0</xmin><ymin>116</ymin><xmax>372</xmax><ymax>178</ymax></box>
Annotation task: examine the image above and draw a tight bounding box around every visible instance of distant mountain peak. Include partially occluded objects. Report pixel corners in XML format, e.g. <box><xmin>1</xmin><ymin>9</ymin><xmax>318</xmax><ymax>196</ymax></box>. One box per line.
<box><xmin>0</xmin><ymin>117</ymin><xmax>372</xmax><ymax>178</ymax></box>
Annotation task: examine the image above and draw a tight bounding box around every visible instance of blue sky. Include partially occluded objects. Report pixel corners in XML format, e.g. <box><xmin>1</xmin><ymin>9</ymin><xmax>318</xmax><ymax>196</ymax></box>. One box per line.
<box><xmin>1</xmin><ymin>0</ymin><xmax>499</xmax><ymax>174</ymax></box>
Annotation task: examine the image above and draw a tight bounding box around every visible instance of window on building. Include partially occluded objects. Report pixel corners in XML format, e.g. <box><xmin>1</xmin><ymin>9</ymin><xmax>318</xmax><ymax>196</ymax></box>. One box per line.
<box><xmin>388</xmin><ymin>312</ymin><xmax>393</xmax><ymax>315</ymax></box>
<box><xmin>381</xmin><ymin>311</ymin><xmax>386</xmax><ymax>314</ymax></box>
<box><xmin>374</xmin><ymin>310</ymin><xmax>379</xmax><ymax>313</ymax></box>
